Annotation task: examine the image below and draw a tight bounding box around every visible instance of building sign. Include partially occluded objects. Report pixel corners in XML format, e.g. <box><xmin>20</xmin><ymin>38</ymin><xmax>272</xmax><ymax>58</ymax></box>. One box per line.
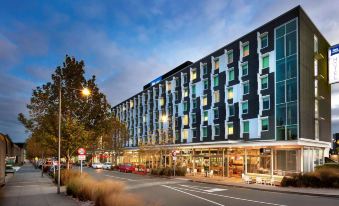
<box><xmin>329</xmin><ymin>44</ymin><xmax>339</xmax><ymax>84</ymax></box>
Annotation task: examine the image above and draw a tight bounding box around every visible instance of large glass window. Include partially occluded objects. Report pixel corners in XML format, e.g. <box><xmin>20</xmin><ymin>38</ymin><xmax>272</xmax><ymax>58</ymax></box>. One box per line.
<box><xmin>191</xmin><ymin>69</ymin><xmax>197</xmax><ymax>81</ymax></box>
<box><xmin>275</xmin><ymin>19</ymin><xmax>298</xmax><ymax>140</ymax></box>
<box><xmin>261</xmin><ymin>118</ymin><xmax>269</xmax><ymax>131</ymax></box>
<box><xmin>183</xmin><ymin>101</ymin><xmax>188</xmax><ymax>112</ymax></box>
<box><xmin>203</xmin><ymin>95</ymin><xmax>208</xmax><ymax>106</ymax></box>
<box><xmin>193</xmin><ymin>98</ymin><xmax>197</xmax><ymax>109</ymax></box>
<box><xmin>183</xmin><ymin>115</ymin><xmax>188</xmax><ymax>125</ymax></box>
<box><xmin>214</xmin><ymin>91</ymin><xmax>220</xmax><ymax>103</ymax></box>
<box><xmin>203</xmin><ymin>64</ymin><xmax>208</xmax><ymax>75</ymax></box>
<box><xmin>191</xmin><ymin>84</ymin><xmax>196</xmax><ymax>96</ymax></box>
<box><xmin>274</xmin><ymin>149</ymin><xmax>300</xmax><ymax>176</ymax></box>
<box><xmin>184</xmin><ymin>87</ymin><xmax>188</xmax><ymax>97</ymax></box>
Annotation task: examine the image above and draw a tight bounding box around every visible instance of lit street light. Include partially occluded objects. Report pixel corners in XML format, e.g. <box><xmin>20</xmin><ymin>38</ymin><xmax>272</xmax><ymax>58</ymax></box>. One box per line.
<box><xmin>57</xmin><ymin>84</ymin><xmax>91</xmax><ymax>194</ymax></box>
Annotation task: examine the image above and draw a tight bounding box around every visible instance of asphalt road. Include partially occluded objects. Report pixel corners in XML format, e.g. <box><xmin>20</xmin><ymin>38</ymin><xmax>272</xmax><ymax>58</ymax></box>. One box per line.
<box><xmin>79</xmin><ymin>167</ymin><xmax>339</xmax><ymax>206</ymax></box>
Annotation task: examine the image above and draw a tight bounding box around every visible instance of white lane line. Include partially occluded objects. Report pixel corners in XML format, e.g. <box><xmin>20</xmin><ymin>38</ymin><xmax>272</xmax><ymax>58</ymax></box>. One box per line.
<box><xmin>179</xmin><ymin>184</ymin><xmax>228</xmax><ymax>192</ymax></box>
<box><xmin>170</xmin><ymin>186</ymin><xmax>287</xmax><ymax>206</ymax></box>
<box><xmin>162</xmin><ymin>185</ymin><xmax>224</xmax><ymax>206</ymax></box>
<box><xmin>104</xmin><ymin>174</ymin><xmax>137</xmax><ymax>181</ymax></box>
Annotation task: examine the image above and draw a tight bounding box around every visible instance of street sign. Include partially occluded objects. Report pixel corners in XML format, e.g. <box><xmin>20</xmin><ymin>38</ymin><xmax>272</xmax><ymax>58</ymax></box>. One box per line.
<box><xmin>78</xmin><ymin>154</ymin><xmax>86</xmax><ymax>161</ymax></box>
<box><xmin>78</xmin><ymin>148</ymin><xmax>86</xmax><ymax>155</ymax></box>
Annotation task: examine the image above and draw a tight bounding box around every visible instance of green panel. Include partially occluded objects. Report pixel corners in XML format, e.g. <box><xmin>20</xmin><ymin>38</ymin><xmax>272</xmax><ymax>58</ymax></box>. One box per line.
<box><xmin>243</xmin><ymin>121</ymin><xmax>249</xmax><ymax>133</ymax></box>
<box><xmin>263</xmin><ymin>56</ymin><xmax>269</xmax><ymax>69</ymax></box>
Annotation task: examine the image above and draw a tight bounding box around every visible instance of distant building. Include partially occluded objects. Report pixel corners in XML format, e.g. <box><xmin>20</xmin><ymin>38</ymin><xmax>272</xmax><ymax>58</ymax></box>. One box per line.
<box><xmin>112</xmin><ymin>6</ymin><xmax>331</xmax><ymax>177</ymax></box>
<box><xmin>331</xmin><ymin>133</ymin><xmax>339</xmax><ymax>154</ymax></box>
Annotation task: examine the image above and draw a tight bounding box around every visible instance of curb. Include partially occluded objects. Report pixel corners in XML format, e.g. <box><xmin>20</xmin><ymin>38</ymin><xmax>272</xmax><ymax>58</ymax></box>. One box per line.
<box><xmin>188</xmin><ymin>179</ymin><xmax>339</xmax><ymax>198</ymax></box>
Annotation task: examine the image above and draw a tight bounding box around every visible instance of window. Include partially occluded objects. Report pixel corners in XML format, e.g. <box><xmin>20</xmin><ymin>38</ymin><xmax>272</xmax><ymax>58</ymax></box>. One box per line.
<box><xmin>183</xmin><ymin>115</ymin><xmax>188</xmax><ymax>126</ymax></box>
<box><xmin>214</xmin><ymin>75</ymin><xmax>219</xmax><ymax>87</ymax></box>
<box><xmin>261</xmin><ymin>76</ymin><xmax>268</xmax><ymax>90</ymax></box>
<box><xmin>204</xmin><ymin>79</ymin><xmax>209</xmax><ymax>90</ymax></box>
<box><xmin>192</xmin><ymin>113</ymin><xmax>196</xmax><ymax>124</ymax></box>
<box><xmin>203</xmin><ymin>111</ymin><xmax>208</xmax><ymax>122</ymax></box>
<box><xmin>203</xmin><ymin>95</ymin><xmax>208</xmax><ymax>106</ymax></box>
<box><xmin>182</xmin><ymin>129</ymin><xmax>188</xmax><ymax>139</ymax></box>
<box><xmin>243</xmin><ymin>121</ymin><xmax>249</xmax><ymax>133</ymax></box>
<box><xmin>214</xmin><ymin>58</ymin><xmax>220</xmax><ymax>70</ymax></box>
<box><xmin>175</xmin><ymin>105</ymin><xmax>179</xmax><ymax>114</ymax></box>
<box><xmin>175</xmin><ymin>92</ymin><xmax>179</xmax><ymax>101</ymax></box>
<box><xmin>227</xmin><ymin>87</ymin><xmax>233</xmax><ymax>99</ymax></box>
<box><xmin>184</xmin><ymin>87</ymin><xmax>188</xmax><ymax>97</ymax></box>
<box><xmin>242</xmin><ymin>101</ymin><xmax>248</xmax><ymax>114</ymax></box>
<box><xmin>242</xmin><ymin>63</ymin><xmax>248</xmax><ymax>76</ymax></box>
<box><xmin>215</xmin><ymin>125</ymin><xmax>220</xmax><ymax>136</ymax></box>
<box><xmin>262</xmin><ymin>55</ymin><xmax>269</xmax><ymax>69</ymax></box>
<box><xmin>227</xmin><ymin>123</ymin><xmax>234</xmax><ymax>135</ymax></box>
<box><xmin>191</xmin><ymin>84</ymin><xmax>196</xmax><ymax>96</ymax></box>
<box><xmin>228</xmin><ymin>68</ymin><xmax>234</xmax><ymax>81</ymax></box>
<box><xmin>212</xmin><ymin>108</ymin><xmax>219</xmax><ymax>119</ymax></box>
<box><xmin>160</xmin><ymin>97</ymin><xmax>164</xmax><ymax>106</ymax></box>
<box><xmin>193</xmin><ymin>98</ymin><xmax>197</xmax><ymax>109</ymax></box>
<box><xmin>243</xmin><ymin>81</ymin><xmax>249</xmax><ymax>95</ymax></box>
<box><xmin>203</xmin><ymin>63</ymin><xmax>208</xmax><ymax>75</ymax></box>
<box><xmin>261</xmin><ymin>118</ymin><xmax>269</xmax><ymax>131</ymax></box>
<box><xmin>261</xmin><ymin>33</ymin><xmax>268</xmax><ymax>48</ymax></box>
<box><xmin>191</xmin><ymin>69</ymin><xmax>197</xmax><ymax>81</ymax></box>
<box><xmin>176</xmin><ymin>78</ymin><xmax>180</xmax><ymax>87</ymax></box>
<box><xmin>192</xmin><ymin>128</ymin><xmax>197</xmax><ymax>138</ymax></box>
<box><xmin>202</xmin><ymin>127</ymin><xmax>207</xmax><ymax>137</ymax></box>
<box><xmin>183</xmin><ymin>73</ymin><xmax>188</xmax><ymax>84</ymax></box>
<box><xmin>243</xmin><ymin>43</ymin><xmax>249</xmax><ymax>57</ymax></box>
<box><xmin>214</xmin><ymin>90</ymin><xmax>220</xmax><ymax>103</ymax></box>
<box><xmin>228</xmin><ymin>104</ymin><xmax>234</xmax><ymax>116</ymax></box>
<box><xmin>183</xmin><ymin>101</ymin><xmax>188</xmax><ymax>112</ymax></box>
<box><xmin>262</xmin><ymin>96</ymin><xmax>270</xmax><ymax>110</ymax></box>
<box><xmin>227</xmin><ymin>51</ymin><xmax>233</xmax><ymax>64</ymax></box>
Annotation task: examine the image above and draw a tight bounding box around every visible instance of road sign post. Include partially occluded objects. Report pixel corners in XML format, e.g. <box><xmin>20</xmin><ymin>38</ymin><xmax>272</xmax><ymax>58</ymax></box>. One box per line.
<box><xmin>77</xmin><ymin>148</ymin><xmax>86</xmax><ymax>175</ymax></box>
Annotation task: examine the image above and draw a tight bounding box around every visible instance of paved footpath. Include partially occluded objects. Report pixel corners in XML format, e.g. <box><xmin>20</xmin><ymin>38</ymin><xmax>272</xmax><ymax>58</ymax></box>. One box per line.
<box><xmin>0</xmin><ymin>163</ymin><xmax>78</xmax><ymax>206</ymax></box>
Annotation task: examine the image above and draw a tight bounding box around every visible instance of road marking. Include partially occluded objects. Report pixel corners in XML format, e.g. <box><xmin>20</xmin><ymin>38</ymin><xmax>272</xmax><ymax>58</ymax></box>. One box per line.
<box><xmin>179</xmin><ymin>184</ymin><xmax>228</xmax><ymax>192</ymax></box>
<box><xmin>162</xmin><ymin>185</ymin><xmax>225</xmax><ymax>206</ymax></box>
<box><xmin>127</xmin><ymin>181</ymin><xmax>180</xmax><ymax>190</ymax></box>
<box><xmin>170</xmin><ymin>186</ymin><xmax>287</xmax><ymax>206</ymax></box>
<box><xmin>104</xmin><ymin>174</ymin><xmax>137</xmax><ymax>181</ymax></box>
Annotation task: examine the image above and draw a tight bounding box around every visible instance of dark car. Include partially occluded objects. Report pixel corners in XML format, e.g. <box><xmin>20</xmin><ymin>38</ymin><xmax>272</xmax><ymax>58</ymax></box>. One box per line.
<box><xmin>119</xmin><ymin>163</ymin><xmax>135</xmax><ymax>173</ymax></box>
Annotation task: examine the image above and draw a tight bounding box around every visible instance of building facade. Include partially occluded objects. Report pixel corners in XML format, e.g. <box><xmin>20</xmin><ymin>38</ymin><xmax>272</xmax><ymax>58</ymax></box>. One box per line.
<box><xmin>112</xmin><ymin>6</ymin><xmax>331</xmax><ymax>177</ymax></box>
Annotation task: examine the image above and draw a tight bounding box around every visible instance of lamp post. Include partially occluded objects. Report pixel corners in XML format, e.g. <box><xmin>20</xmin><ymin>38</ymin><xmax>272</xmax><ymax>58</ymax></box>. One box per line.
<box><xmin>57</xmin><ymin>81</ymin><xmax>91</xmax><ymax>194</ymax></box>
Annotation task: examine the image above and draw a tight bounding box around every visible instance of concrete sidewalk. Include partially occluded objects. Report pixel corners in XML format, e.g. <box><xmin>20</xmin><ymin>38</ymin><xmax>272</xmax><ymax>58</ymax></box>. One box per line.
<box><xmin>184</xmin><ymin>175</ymin><xmax>339</xmax><ymax>198</ymax></box>
<box><xmin>0</xmin><ymin>163</ymin><xmax>78</xmax><ymax>206</ymax></box>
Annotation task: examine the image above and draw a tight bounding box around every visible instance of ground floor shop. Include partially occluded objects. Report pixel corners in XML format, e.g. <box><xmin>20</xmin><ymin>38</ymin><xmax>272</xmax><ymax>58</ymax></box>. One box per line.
<box><xmin>119</xmin><ymin>140</ymin><xmax>330</xmax><ymax>177</ymax></box>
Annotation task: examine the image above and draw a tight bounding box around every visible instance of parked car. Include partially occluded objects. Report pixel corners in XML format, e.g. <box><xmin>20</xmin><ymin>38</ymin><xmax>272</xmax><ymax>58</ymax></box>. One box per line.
<box><xmin>92</xmin><ymin>162</ymin><xmax>104</xmax><ymax>169</ymax></box>
<box><xmin>102</xmin><ymin>162</ymin><xmax>112</xmax><ymax>170</ymax></box>
<box><xmin>119</xmin><ymin>163</ymin><xmax>135</xmax><ymax>173</ymax></box>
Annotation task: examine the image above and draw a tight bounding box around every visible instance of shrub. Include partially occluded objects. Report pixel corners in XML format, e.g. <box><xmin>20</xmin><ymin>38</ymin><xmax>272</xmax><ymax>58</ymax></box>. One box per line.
<box><xmin>150</xmin><ymin>166</ymin><xmax>186</xmax><ymax>177</ymax></box>
<box><xmin>315</xmin><ymin>163</ymin><xmax>339</xmax><ymax>170</ymax></box>
<box><xmin>281</xmin><ymin>168</ymin><xmax>339</xmax><ymax>188</ymax></box>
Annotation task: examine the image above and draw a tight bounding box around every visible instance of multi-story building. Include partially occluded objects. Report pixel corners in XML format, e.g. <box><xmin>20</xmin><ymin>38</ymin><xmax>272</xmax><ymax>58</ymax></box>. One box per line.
<box><xmin>112</xmin><ymin>6</ymin><xmax>331</xmax><ymax>177</ymax></box>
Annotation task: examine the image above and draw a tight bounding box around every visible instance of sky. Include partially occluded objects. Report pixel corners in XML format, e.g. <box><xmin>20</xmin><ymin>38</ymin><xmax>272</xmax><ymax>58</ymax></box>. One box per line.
<box><xmin>0</xmin><ymin>0</ymin><xmax>339</xmax><ymax>142</ymax></box>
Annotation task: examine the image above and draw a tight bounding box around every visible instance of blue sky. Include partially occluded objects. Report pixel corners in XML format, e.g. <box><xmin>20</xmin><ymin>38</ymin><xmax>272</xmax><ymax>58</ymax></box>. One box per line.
<box><xmin>1</xmin><ymin>0</ymin><xmax>339</xmax><ymax>142</ymax></box>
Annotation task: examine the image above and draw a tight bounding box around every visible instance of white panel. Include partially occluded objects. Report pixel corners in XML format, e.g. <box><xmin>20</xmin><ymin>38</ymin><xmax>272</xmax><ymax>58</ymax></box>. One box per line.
<box><xmin>249</xmin><ymin>118</ymin><xmax>259</xmax><ymax>139</ymax></box>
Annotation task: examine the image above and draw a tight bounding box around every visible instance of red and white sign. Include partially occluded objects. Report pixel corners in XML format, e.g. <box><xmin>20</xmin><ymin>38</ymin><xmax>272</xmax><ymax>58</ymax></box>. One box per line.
<box><xmin>78</xmin><ymin>154</ymin><xmax>86</xmax><ymax>161</ymax></box>
<box><xmin>78</xmin><ymin>148</ymin><xmax>86</xmax><ymax>155</ymax></box>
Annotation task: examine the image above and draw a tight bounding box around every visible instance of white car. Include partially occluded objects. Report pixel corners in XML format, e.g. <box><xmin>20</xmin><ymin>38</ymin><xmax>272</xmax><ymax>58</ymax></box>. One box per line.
<box><xmin>102</xmin><ymin>162</ymin><xmax>112</xmax><ymax>170</ymax></box>
<box><xmin>92</xmin><ymin>163</ymin><xmax>103</xmax><ymax>169</ymax></box>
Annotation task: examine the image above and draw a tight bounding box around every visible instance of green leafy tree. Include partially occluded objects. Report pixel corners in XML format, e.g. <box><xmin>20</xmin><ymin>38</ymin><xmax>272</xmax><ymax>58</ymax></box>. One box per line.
<box><xmin>19</xmin><ymin>55</ymin><xmax>112</xmax><ymax>168</ymax></box>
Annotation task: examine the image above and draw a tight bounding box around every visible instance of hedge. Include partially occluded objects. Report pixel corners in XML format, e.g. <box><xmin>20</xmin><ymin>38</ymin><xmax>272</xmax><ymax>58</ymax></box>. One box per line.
<box><xmin>150</xmin><ymin>166</ymin><xmax>187</xmax><ymax>176</ymax></box>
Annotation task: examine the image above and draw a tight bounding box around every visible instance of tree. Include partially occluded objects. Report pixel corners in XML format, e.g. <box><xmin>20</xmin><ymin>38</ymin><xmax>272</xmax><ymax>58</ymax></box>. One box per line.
<box><xmin>19</xmin><ymin>55</ymin><xmax>112</xmax><ymax>168</ymax></box>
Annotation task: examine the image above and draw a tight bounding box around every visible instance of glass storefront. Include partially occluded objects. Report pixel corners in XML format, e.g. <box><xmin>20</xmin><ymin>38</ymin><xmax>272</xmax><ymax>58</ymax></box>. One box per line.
<box><xmin>247</xmin><ymin>149</ymin><xmax>271</xmax><ymax>174</ymax></box>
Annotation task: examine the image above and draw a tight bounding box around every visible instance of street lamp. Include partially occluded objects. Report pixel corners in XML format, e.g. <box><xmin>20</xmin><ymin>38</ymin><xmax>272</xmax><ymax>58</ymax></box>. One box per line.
<box><xmin>57</xmin><ymin>84</ymin><xmax>91</xmax><ymax>194</ymax></box>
